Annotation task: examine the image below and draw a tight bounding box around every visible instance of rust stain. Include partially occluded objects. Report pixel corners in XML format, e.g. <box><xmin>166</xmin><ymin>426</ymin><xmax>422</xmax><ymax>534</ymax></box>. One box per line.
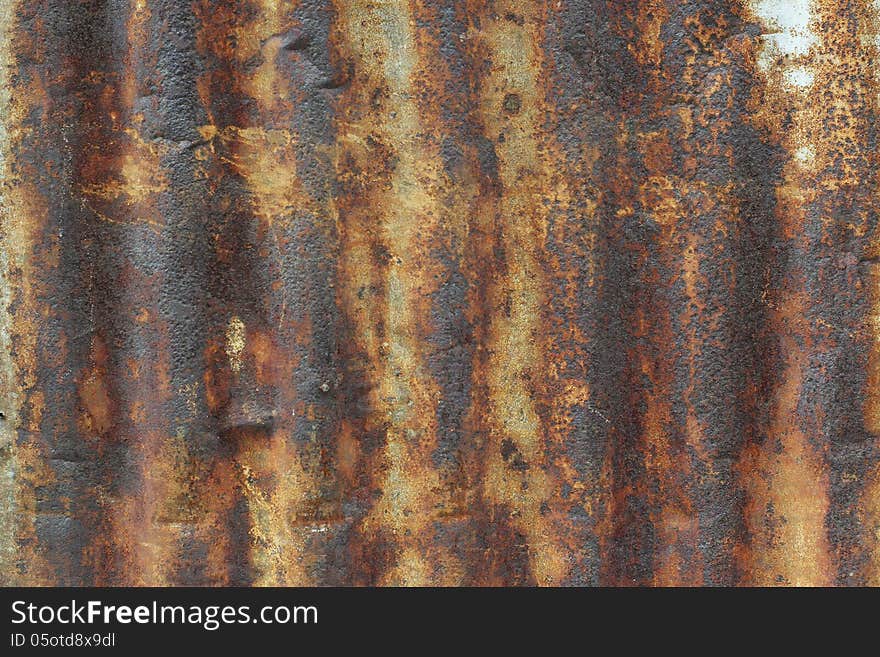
<box><xmin>2</xmin><ymin>0</ymin><xmax>880</xmax><ymax>586</ymax></box>
<box><xmin>333</xmin><ymin>0</ymin><xmax>467</xmax><ymax>586</ymax></box>
<box><xmin>469</xmin><ymin>1</ymin><xmax>570</xmax><ymax>586</ymax></box>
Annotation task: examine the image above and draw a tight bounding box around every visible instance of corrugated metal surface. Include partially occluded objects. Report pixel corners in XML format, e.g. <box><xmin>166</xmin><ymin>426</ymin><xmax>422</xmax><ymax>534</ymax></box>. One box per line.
<box><xmin>1</xmin><ymin>0</ymin><xmax>879</xmax><ymax>586</ymax></box>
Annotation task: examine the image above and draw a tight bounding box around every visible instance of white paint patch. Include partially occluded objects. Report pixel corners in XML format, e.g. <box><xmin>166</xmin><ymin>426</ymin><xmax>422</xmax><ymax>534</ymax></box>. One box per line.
<box><xmin>783</xmin><ymin>65</ymin><xmax>814</xmax><ymax>88</ymax></box>
<box><xmin>750</xmin><ymin>0</ymin><xmax>818</xmax><ymax>167</ymax></box>
<box><xmin>751</xmin><ymin>0</ymin><xmax>817</xmax><ymax>77</ymax></box>
<box><xmin>755</xmin><ymin>0</ymin><xmax>813</xmax><ymax>32</ymax></box>
<box><xmin>793</xmin><ymin>145</ymin><xmax>815</xmax><ymax>165</ymax></box>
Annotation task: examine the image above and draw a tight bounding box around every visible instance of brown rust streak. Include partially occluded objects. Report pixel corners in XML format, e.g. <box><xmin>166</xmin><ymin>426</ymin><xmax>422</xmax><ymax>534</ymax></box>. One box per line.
<box><xmin>193</xmin><ymin>0</ymin><xmax>255</xmax><ymax>585</ymax></box>
<box><xmin>213</xmin><ymin>320</ymin><xmax>318</xmax><ymax>586</ymax></box>
<box><xmin>194</xmin><ymin>0</ymin><xmax>330</xmax><ymax>585</ymax></box>
<box><xmin>637</xmin><ymin>5</ymin><xmax>751</xmax><ymax>586</ymax></box>
<box><xmin>333</xmin><ymin>0</ymin><xmax>466</xmax><ymax>586</ymax></box>
<box><xmin>737</xmin><ymin>0</ymin><xmax>875</xmax><ymax>585</ymax></box>
<box><xmin>198</xmin><ymin>1</ymin><xmax>312</xmax><ymax>222</ymax></box>
<box><xmin>0</xmin><ymin>1</ymin><xmax>68</xmax><ymax>585</ymax></box>
<box><xmin>739</xmin><ymin>0</ymin><xmax>828</xmax><ymax>587</ymax></box>
<box><xmin>861</xmin><ymin>0</ymin><xmax>880</xmax><ymax>585</ymax></box>
<box><xmin>868</xmin><ymin>262</ymin><xmax>880</xmax><ymax>583</ymax></box>
<box><xmin>737</xmin><ymin>288</ymin><xmax>831</xmax><ymax>585</ymax></box>
<box><xmin>593</xmin><ymin>3</ymin><xmax>729</xmax><ymax>586</ymax></box>
<box><xmin>74</xmin><ymin>1</ymin><xmax>180</xmax><ymax>585</ymax></box>
<box><xmin>213</xmin><ymin>0</ymin><xmax>315</xmax><ymax>588</ymax></box>
<box><xmin>630</xmin><ymin>1</ymin><xmax>702</xmax><ymax>586</ymax></box>
<box><xmin>468</xmin><ymin>1</ymin><xmax>570</xmax><ymax>585</ymax></box>
<box><xmin>110</xmin><ymin>2</ymin><xmax>177</xmax><ymax>587</ymax></box>
<box><xmin>865</xmin><ymin>455</ymin><xmax>880</xmax><ymax>583</ymax></box>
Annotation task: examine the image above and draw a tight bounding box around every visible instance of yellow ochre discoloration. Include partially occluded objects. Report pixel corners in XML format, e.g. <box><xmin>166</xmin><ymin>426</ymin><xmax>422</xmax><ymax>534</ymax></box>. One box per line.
<box><xmin>473</xmin><ymin>1</ymin><xmax>570</xmax><ymax>585</ymax></box>
<box><xmin>0</xmin><ymin>0</ymin><xmax>21</xmax><ymax>583</ymax></box>
<box><xmin>0</xmin><ymin>0</ymin><xmax>62</xmax><ymax>585</ymax></box>
<box><xmin>859</xmin><ymin>0</ymin><xmax>880</xmax><ymax>584</ymax></box>
<box><xmin>226</xmin><ymin>315</ymin><xmax>246</xmax><ymax>374</ymax></box>
<box><xmin>193</xmin><ymin>0</ymin><xmax>335</xmax><ymax>586</ymax></box>
<box><xmin>738</xmin><ymin>0</ymin><xmax>877</xmax><ymax>586</ymax></box>
<box><xmin>334</xmin><ymin>0</ymin><xmax>462</xmax><ymax>586</ymax></box>
<box><xmin>864</xmin><ymin>462</ymin><xmax>880</xmax><ymax>584</ymax></box>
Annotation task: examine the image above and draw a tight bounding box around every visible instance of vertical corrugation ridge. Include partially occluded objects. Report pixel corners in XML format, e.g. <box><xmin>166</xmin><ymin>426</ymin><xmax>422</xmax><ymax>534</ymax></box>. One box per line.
<box><xmin>194</xmin><ymin>0</ymin><xmax>342</xmax><ymax>585</ymax></box>
<box><xmin>74</xmin><ymin>0</ymin><xmax>175</xmax><ymax>585</ymax></box>
<box><xmin>332</xmin><ymin>0</ymin><xmax>469</xmax><ymax>586</ymax></box>
<box><xmin>465</xmin><ymin>0</ymin><xmax>571</xmax><ymax>585</ymax></box>
<box><xmin>0</xmin><ymin>0</ymin><xmax>23</xmax><ymax>584</ymax></box>
<box><xmin>738</xmin><ymin>0</ymin><xmax>832</xmax><ymax>587</ymax></box>
<box><xmin>5</xmin><ymin>0</ymin><xmax>109</xmax><ymax>585</ymax></box>
<box><xmin>737</xmin><ymin>0</ymin><xmax>878</xmax><ymax>586</ymax></box>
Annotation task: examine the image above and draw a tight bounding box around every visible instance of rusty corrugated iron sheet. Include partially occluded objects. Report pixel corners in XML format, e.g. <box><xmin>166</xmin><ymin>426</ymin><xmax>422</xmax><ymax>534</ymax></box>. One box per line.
<box><xmin>1</xmin><ymin>0</ymin><xmax>879</xmax><ymax>587</ymax></box>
